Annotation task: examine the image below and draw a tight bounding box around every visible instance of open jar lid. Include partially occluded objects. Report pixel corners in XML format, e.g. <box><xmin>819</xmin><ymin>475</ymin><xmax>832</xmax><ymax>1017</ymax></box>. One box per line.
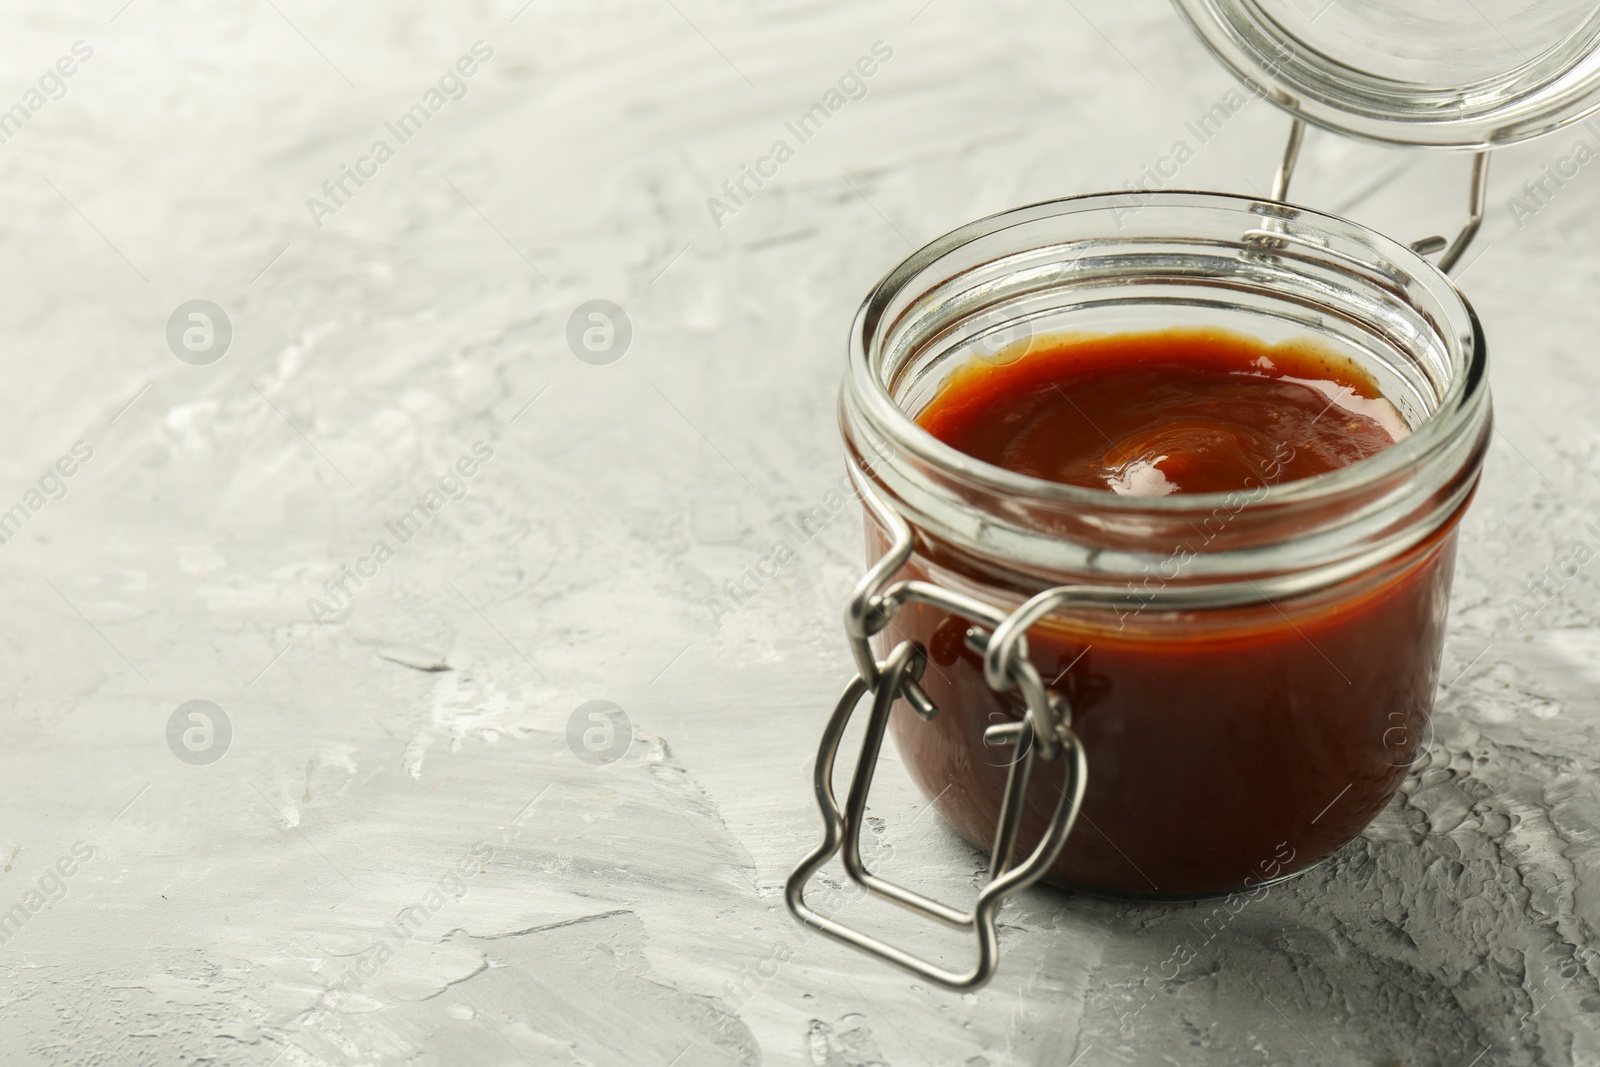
<box><xmin>1173</xmin><ymin>0</ymin><xmax>1600</xmax><ymax>148</ymax></box>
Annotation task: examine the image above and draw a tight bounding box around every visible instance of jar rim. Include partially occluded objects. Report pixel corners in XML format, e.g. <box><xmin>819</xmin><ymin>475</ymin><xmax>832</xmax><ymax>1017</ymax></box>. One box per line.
<box><xmin>846</xmin><ymin>189</ymin><xmax>1486</xmax><ymax>524</ymax></box>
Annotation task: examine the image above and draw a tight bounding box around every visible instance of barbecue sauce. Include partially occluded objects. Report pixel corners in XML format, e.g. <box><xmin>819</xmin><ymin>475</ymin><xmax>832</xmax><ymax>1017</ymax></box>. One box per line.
<box><xmin>883</xmin><ymin>329</ymin><xmax>1455</xmax><ymax>895</ymax></box>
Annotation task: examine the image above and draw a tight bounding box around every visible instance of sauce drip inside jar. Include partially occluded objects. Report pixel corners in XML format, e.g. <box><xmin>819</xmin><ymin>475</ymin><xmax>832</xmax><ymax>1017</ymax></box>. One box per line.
<box><xmin>883</xmin><ymin>327</ymin><xmax>1457</xmax><ymax>897</ymax></box>
<box><xmin>918</xmin><ymin>328</ymin><xmax>1407</xmax><ymax>494</ymax></box>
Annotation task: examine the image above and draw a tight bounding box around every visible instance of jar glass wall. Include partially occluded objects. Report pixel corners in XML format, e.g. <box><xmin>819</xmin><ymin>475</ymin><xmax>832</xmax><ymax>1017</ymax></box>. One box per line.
<box><xmin>841</xmin><ymin>191</ymin><xmax>1492</xmax><ymax>898</ymax></box>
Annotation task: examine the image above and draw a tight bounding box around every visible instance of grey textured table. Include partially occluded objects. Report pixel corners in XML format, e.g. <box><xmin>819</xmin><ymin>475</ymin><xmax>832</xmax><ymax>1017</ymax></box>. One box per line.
<box><xmin>1</xmin><ymin>1</ymin><xmax>1597</xmax><ymax>1064</ymax></box>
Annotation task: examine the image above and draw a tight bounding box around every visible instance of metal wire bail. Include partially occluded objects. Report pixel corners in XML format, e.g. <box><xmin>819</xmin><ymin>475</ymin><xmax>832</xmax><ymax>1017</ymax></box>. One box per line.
<box><xmin>784</xmin><ymin>469</ymin><xmax>1089</xmax><ymax>991</ymax></box>
<box><xmin>1271</xmin><ymin>117</ymin><xmax>1490</xmax><ymax>275</ymax></box>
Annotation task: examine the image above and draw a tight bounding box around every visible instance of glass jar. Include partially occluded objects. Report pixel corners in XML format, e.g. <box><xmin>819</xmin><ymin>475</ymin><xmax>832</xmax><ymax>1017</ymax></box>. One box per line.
<box><xmin>852</xmin><ymin>187</ymin><xmax>1490</xmax><ymax>886</ymax></box>
<box><xmin>787</xmin><ymin>191</ymin><xmax>1490</xmax><ymax>990</ymax></box>
<box><xmin>786</xmin><ymin>0</ymin><xmax>1600</xmax><ymax>994</ymax></box>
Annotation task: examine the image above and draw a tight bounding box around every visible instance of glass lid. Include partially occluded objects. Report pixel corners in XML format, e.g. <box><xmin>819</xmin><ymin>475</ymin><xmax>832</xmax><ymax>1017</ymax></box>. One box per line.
<box><xmin>1172</xmin><ymin>0</ymin><xmax>1600</xmax><ymax>148</ymax></box>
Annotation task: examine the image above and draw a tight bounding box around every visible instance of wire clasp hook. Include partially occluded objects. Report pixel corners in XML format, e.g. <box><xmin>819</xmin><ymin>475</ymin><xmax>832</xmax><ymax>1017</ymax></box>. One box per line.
<box><xmin>784</xmin><ymin>469</ymin><xmax>1088</xmax><ymax>991</ymax></box>
<box><xmin>1271</xmin><ymin>117</ymin><xmax>1489</xmax><ymax>274</ymax></box>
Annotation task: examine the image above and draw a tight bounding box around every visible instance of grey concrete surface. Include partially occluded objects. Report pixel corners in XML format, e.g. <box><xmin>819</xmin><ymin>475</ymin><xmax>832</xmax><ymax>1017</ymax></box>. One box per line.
<box><xmin>1</xmin><ymin>1</ymin><xmax>1598</xmax><ymax>1064</ymax></box>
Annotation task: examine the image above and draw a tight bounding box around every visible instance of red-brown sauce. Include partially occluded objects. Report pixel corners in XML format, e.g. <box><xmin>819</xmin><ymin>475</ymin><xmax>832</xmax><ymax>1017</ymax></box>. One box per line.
<box><xmin>882</xmin><ymin>328</ymin><xmax>1457</xmax><ymax>896</ymax></box>
<box><xmin>918</xmin><ymin>329</ymin><xmax>1403</xmax><ymax>494</ymax></box>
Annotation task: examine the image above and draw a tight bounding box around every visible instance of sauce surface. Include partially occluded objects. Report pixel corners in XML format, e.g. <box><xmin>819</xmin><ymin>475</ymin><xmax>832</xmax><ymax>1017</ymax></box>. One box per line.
<box><xmin>918</xmin><ymin>328</ymin><xmax>1404</xmax><ymax>494</ymax></box>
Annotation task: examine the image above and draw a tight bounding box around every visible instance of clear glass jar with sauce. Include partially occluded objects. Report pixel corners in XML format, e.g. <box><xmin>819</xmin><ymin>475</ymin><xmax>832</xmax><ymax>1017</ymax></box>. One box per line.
<box><xmin>853</xmin><ymin>190</ymin><xmax>1489</xmax><ymax>889</ymax></box>
<box><xmin>786</xmin><ymin>0</ymin><xmax>1600</xmax><ymax>991</ymax></box>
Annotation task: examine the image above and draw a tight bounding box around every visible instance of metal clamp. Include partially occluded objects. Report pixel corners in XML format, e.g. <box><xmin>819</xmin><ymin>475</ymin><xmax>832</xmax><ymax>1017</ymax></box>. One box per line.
<box><xmin>784</xmin><ymin>468</ymin><xmax>1089</xmax><ymax>991</ymax></box>
<box><xmin>1271</xmin><ymin>117</ymin><xmax>1490</xmax><ymax>274</ymax></box>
